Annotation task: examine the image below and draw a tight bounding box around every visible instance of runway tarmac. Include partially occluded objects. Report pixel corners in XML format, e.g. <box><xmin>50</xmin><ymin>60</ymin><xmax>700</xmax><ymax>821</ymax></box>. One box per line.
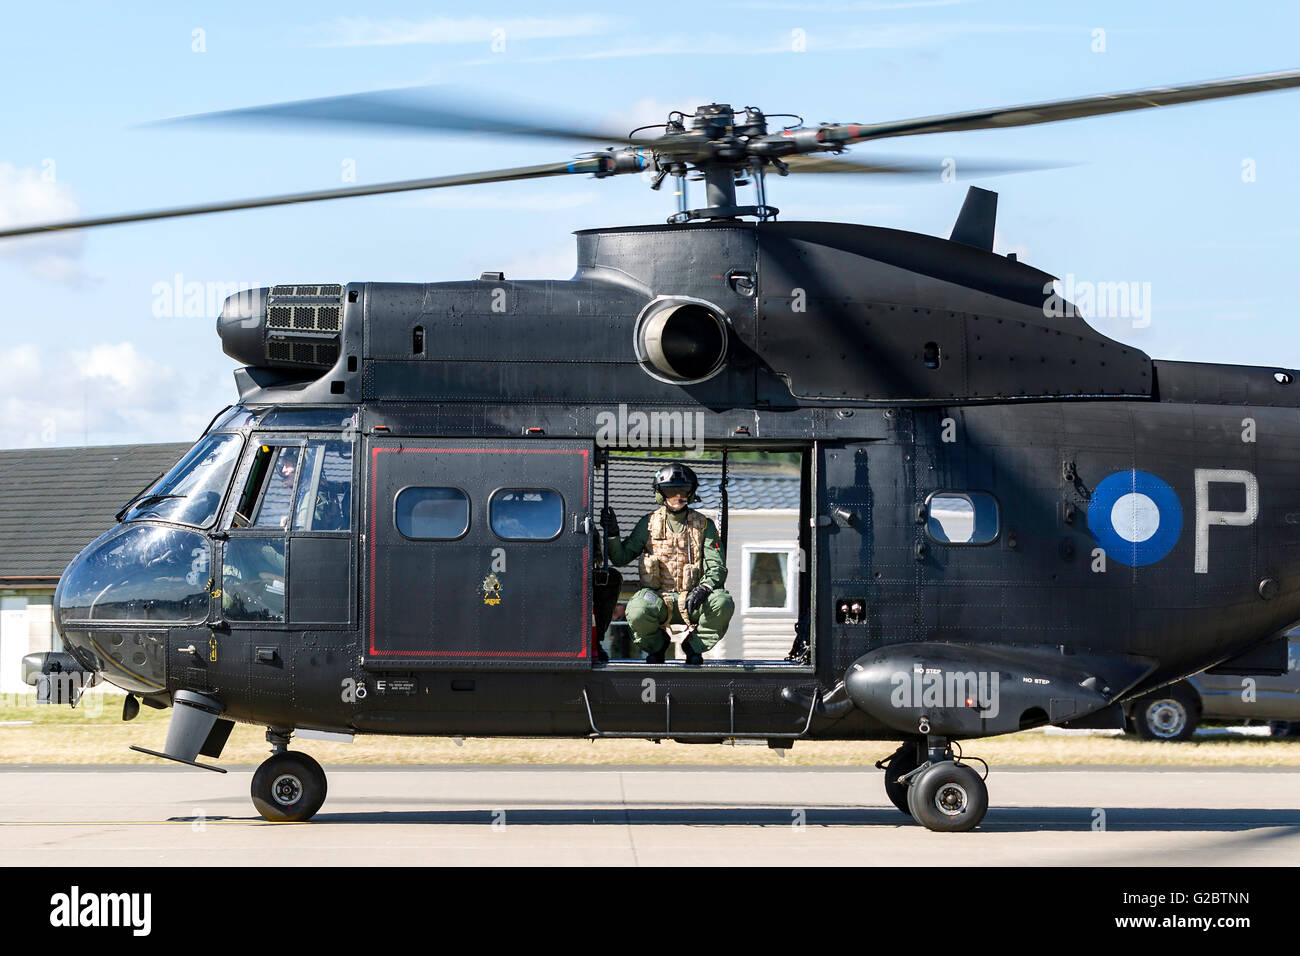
<box><xmin>2</xmin><ymin>764</ymin><xmax>1298</xmax><ymax>866</ymax></box>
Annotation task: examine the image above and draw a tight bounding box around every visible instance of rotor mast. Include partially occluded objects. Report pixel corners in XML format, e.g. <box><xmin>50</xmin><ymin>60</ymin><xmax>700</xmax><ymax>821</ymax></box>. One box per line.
<box><xmin>665</xmin><ymin>103</ymin><xmax>780</xmax><ymax>224</ymax></box>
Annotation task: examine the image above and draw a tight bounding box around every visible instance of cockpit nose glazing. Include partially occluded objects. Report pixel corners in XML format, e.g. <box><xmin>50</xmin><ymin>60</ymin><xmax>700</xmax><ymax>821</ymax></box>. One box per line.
<box><xmin>53</xmin><ymin>523</ymin><xmax>212</xmax><ymax>693</ymax></box>
<box><xmin>53</xmin><ymin>432</ymin><xmax>245</xmax><ymax>694</ymax></box>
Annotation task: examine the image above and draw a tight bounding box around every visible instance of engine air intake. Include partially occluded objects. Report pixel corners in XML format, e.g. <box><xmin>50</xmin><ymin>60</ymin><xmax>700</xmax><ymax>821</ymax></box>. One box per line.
<box><xmin>218</xmin><ymin>285</ymin><xmax>344</xmax><ymax>373</ymax></box>
<box><xmin>634</xmin><ymin>297</ymin><xmax>729</xmax><ymax>385</ymax></box>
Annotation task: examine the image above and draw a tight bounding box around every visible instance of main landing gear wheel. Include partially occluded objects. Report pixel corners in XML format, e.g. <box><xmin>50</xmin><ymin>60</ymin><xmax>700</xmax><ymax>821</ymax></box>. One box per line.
<box><xmin>906</xmin><ymin>760</ymin><xmax>988</xmax><ymax>832</ymax></box>
<box><xmin>251</xmin><ymin>751</ymin><xmax>328</xmax><ymax>822</ymax></box>
<box><xmin>1132</xmin><ymin>683</ymin><xmax>1199</xmax><ymax>742</ymax></box>
<box><xmin>881</xmin><ymin>744</ymin><xmax>919</xmax><ymax>815</ymax></box>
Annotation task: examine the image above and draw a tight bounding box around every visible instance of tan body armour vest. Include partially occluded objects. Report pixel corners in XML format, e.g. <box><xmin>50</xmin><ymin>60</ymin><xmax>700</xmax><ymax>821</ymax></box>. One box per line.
<box><xmin>638</xmin><ymin>507</ymin><xmax>708</xmax><ymax>594</ymax></box>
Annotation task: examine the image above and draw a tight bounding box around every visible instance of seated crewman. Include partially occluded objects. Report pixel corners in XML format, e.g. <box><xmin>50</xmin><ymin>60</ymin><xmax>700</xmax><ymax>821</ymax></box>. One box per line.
<box><xmin>600</xmin><ymin>463</ymin><xmax>734</xmax><ymax>665</ymax></box>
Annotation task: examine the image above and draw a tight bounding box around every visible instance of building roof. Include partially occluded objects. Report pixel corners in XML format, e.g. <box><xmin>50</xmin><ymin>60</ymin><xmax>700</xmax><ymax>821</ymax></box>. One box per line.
<box><xmin>699</xmin><ymin>474</ymin><xmax>802</xmax><ymax>512</ymax></box>
<box><xmin>0</xmin><ymin>442</ymin><xmax>192</xmax><ymax>580</ymax></box>
<box><xmin>602</xmin><ymin>458</ymin><xmax>800</xmax><ymax>521</ymax></box>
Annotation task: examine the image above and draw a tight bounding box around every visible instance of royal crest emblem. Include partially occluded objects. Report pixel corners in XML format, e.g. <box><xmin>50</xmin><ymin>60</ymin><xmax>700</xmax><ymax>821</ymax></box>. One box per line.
<box><xmin>482</xmin><ymin>572</ymin><xmax>502</xmax><ymax>606</ymax></box>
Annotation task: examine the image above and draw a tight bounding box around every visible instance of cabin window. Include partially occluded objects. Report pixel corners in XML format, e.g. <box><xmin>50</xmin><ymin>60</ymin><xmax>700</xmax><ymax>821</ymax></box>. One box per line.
<box><xmin>490</xmin><ymin>489</ymin><xmax>563</xmax><ymax>540</ymax></box>
<box><xmin>395</xmin><ymin>487</ymin><xmax>470</xmax><ymax>540</ymax></box>
<box><xmin>222</xmin><ymin>538</ymin><xmax>286</xmax><ymax>622</ymax></box>
<box><xmin>292</xmin><ymin>439</ymin><xmax>353</xmax><ymax>531</ymax></box>
<box><xmin>925</xmin><ymin>492</ymin><xmax>1000</xmax><ymax>545</ymax></box>
<box><xmin>742</xmin><ymin>545</ymin><xmax>798</xmax><ymax>614</ymax></box>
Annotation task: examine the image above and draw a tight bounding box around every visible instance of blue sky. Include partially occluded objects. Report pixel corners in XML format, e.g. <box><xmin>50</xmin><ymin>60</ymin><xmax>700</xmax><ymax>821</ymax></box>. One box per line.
<box><xmin>1</xmin><ymin>0</ymin><xmax>1298</xmax><ymax>447</ymax></box>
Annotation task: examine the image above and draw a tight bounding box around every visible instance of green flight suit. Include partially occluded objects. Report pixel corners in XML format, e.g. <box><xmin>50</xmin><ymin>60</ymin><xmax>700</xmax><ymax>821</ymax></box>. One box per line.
<box><xmin>606</xmin><ymin>506</ymin><xmax>734</xmax><ymax>656</ymax></box>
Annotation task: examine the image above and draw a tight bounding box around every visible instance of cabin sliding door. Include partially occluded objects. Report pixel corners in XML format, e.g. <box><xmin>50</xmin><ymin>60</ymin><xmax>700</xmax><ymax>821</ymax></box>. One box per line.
<box><xmin>366</xmin><ymin>439</ymin><xmax>592</xmax><ymax>669</ymax></box>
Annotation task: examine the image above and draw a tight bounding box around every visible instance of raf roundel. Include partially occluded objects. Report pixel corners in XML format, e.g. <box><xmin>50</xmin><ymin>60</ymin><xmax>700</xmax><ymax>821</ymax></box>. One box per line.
<box><xmin>1087</xmin><ymin>470</ymin><xmax>1183</xmax><ymax>567</ymax></box>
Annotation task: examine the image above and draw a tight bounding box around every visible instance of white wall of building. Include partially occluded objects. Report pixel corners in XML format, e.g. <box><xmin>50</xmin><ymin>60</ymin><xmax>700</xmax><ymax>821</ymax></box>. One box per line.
<box><xmin>700</xmin><ymin>508</ymin><xmax>801</xmax><ymax>660</ymax></box>
<box><xmin>0</xmin><ymin>591</ymin><xmax>57</xmax><ymax>695</ymax></box>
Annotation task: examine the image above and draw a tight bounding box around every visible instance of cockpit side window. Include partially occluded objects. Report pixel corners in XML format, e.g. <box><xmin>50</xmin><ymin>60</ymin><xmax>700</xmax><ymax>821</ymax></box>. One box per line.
<box><xmin>122</xmin><ymin>433</ymin><xmax>243</xmax><ymax>529</ymax></box>
<box><xmin>233</xmin><ymin>444</ymin><xmax>274</xmax><ymax>528</ymax></box>
<box><xmin>231</xmin><ymin>438</ymin><xmax>354</xmax><ymax>532</ymax></box>
<box><xmin>252</xmin><ymin>447</ymin><xmax>302</xmax><ymax>529</ymax></box>
<box><xmin>292</xmin><ymin>440</ymin><xmax>353</xmax><ymax>531</ymax></box>
<box><xmin>220</xmin><ymin>436</ymin><xmax>355</xmax><ymax>625</ymax></box>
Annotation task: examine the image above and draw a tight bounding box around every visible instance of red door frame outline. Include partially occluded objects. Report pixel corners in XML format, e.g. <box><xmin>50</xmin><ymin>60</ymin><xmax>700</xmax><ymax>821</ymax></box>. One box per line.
<box><xmin>367</xmin><ymin>445</ymin><xmax>590</xmax><ymax>658</ymax></box>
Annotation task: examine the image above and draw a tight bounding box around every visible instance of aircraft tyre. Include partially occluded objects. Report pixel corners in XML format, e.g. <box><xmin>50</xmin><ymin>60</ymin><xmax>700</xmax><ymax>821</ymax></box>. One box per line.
<box><xmin>1131</xmin><ymin>683</ymin><xmax>1199</xmax><ymax>742</ymax></box>
<box><xmin>251</xmin><ymin>752</ymin><xmax>328</xmax><ymax>822</ymax></box>
<box><xmin>882</xmin><ymin>743</ymin><xmax>919</xmax><ymax>815</ymax></box>
<box><xmin>906</xmin><ymin>760</ymin><xmax>987</xmax><ymax>832</ymax></box>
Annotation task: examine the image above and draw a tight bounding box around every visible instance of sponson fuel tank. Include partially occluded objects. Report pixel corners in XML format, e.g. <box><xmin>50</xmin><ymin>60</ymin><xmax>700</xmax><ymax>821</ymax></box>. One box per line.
<box><xmin>843</xmin><ymin>642</ymin><xmax>1157</xmax><ymax>737</ymax></box>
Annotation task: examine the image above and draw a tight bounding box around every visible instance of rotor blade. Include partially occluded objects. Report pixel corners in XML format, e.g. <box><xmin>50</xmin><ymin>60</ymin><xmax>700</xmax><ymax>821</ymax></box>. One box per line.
<box><xmin>782</xmin><ymin>154</ymin><xmax>1066</xmax><ymax>178</ymax></box>
<box><xmin>154</xmin><ymin>87</ymin><xmax>660</xmax><ymax>148</ymax></box>
<box><xmin>826</xmin><ymin>67</ymin><xmax>1300</xmax><ymax>143</ymax></box>
<box><xmin>0</xmin><ymin>161</ymin><xmax>594</xmax><ymax>239</ymax></box>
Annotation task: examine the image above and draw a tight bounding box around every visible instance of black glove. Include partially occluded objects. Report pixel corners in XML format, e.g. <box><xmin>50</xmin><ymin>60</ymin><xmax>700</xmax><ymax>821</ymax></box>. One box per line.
<box><xmin>599</xmin><ymin>506</ymin><xmax>620</xmax><ymax>541</ymax></box>
<box><xmin>684</xmin><ymin>584</ymin><xmax>713</xmax><ymax>616</ymax></box>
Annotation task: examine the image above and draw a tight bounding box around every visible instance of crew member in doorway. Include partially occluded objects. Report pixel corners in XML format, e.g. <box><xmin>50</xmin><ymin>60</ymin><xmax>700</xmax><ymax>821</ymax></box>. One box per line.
<box><xmin>600</xmin><ymin>463</ymin><xmax>733</xmax><ymax>665</ymax></box>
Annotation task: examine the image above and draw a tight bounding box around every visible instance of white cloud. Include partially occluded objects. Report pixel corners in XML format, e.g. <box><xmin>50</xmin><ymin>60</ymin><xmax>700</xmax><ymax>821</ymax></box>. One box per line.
<box><xmin>0</xmin><ymin>342</ymin><xmax>228</xmax><ymax>448</ymax></box>
<box><xmin>71</xmin><ymin>343</ymin><xmax>173</xmax><ymax>397</ymax></box>
<box><xmin>0</xmin><ymin>163</ymin><xmax>85</xmax><ymax>284</ymax></box>
<box><xmin>451</xmin><ymin>21</ymin><xmax>1075</xmax><ymax>66</ymax></box>
<box><xmin>500</xmin><ymin>242</ymin><xmax>578</xmax><ymax>280</ymax></box>
<box><xmin>3</xmin><ymin>344</ymin><xmax>44</xmax><ymax>387</ymax></box>
<box><xmin>598</xmin><ymin>96</ymin><xmax>719</xmax><ymax>137</ymax></box>
<box><xmin>308</xmin><ymin>15</ymin><xmax>621</xmax><ymax>47</ymax></box>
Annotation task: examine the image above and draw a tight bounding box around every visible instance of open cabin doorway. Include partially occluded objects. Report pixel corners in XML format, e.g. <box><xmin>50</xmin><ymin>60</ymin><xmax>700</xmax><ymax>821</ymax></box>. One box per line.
<box><xmin>593</xmin><ymin>446</ymin><xmax>811</xmax><ymax>668</ymax></box>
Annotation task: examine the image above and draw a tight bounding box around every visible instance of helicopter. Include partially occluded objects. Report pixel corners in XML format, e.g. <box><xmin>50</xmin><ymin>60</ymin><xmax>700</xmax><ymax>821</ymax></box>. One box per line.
<box><xmin>8</xmin><ymin>67</ymin><xmax>1300</xmax><ymax>832</ymax></box>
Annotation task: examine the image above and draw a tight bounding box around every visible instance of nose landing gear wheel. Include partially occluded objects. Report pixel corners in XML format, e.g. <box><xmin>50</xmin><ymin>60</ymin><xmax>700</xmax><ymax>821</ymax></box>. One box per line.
<box><xmin>906</xmin><ymin>760</ymin><xmax>988</xmax><ymax>832</ymax></box>
<box><xmin>251</xmin><ymin>752</ymin><xmax>328</xmax><ymax>822</ymax></box>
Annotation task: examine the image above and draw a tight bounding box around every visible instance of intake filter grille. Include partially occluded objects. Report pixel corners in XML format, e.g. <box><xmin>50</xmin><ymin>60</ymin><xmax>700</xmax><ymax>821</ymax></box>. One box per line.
<box><xmin>217</xmin><ymin>284</ymin><xmax>346</xmax><ymax>373</ymax></box>
<box><xmin>263</xmin><ymin>285</ymin><xmax>345</xmax><ymax>370</ymax></box>
<box><xmin>272</xmin><ymin>284</ymin><xmax>343</xmax><ymax>297</ymax></box>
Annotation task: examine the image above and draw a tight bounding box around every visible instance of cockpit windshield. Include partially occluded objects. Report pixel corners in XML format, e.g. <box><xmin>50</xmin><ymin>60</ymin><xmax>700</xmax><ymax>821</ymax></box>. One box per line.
<box><xmin>122</xmin><ymin>433</ymin><xmax>243</xmax><ymax>528</ymax></box>
<box><xmin>209</xmin><ymin>405</ymin><xmax>256</xmax><ymax>432</ymax></box>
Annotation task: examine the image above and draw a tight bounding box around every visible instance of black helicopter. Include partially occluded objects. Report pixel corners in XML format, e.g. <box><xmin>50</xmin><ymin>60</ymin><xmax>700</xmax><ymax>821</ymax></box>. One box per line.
<box><xmin>9</xmin><ymin>69</ymin><xmax>1300</xmax><ymax>832</ymax></box>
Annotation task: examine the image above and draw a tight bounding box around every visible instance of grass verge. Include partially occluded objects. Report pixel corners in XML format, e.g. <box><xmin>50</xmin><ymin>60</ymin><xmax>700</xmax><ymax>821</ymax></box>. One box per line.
<box><xmin>3</xmin><ymin>695</ymin><xmax>1300</xmax><ymax>767</ymax></box>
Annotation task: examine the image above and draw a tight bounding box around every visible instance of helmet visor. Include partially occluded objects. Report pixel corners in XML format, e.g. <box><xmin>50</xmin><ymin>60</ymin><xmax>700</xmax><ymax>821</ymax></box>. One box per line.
<box><xmin>659</xmin><ymin>484</ymin><xmax>693</xmax><ymax>498</ymax></box>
